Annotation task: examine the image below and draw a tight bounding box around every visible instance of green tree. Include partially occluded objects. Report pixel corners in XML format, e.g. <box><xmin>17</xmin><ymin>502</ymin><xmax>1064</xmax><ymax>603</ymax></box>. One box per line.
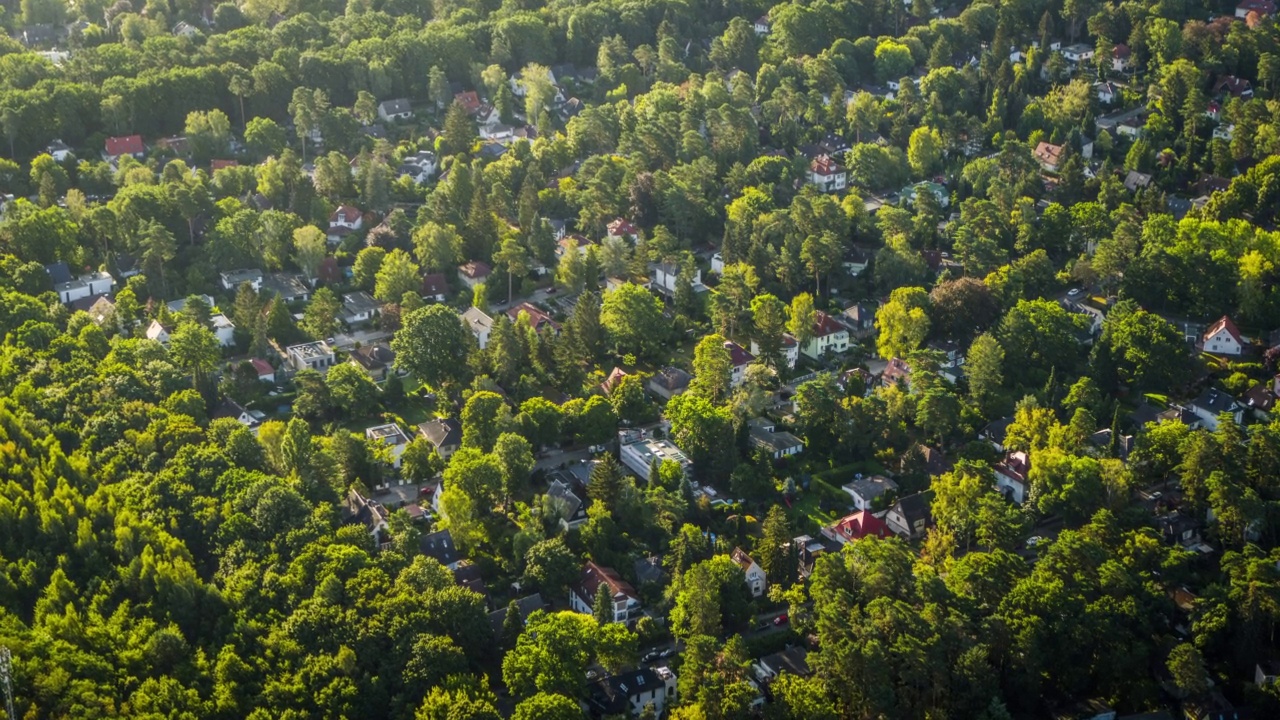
<box><xmin>601</xmin><ymin>283</ymin><xmax>666</xmax><ymax>359</ymax></box>
<box><xmin>168</xmin><ymin>321</ymin><xmax>221</xmax><ymax>391</ymax></box>
<box><xmin>375</xmin><ymin>249</ymin><xmax>421</xmax><ymax>304</ymax></box>
<box><xmin>690</xmin><ymin>334</ymin><xmax>734</xmax><ymax>403</ymax></box>
<box><xmin>512</xmin><ymin>693</ymin><xmax>583</xmax><ymax>720</ymax></box>
<box><xmin>966</xmin><ymin>333</ymin><xmax>1004</xmax><ymax>412</ymax></box>
<box><xmin>875</xmin><ymin>287</ymin><xmax>931</xmax><ymax>360</ymax></box>
<box><xmin>302</xmin><ymin>287</ymin><xmax>341</xmax><ymax>340</ymax></box>
<box><xmin>392</xmin><ymin>304</ymin><xmax>473</xmax><ymax>388</ymax></box>
<box><xmin>353</xmin><ymin>247</ymin><xmax>387</xmax><ymax>292</ymax></box>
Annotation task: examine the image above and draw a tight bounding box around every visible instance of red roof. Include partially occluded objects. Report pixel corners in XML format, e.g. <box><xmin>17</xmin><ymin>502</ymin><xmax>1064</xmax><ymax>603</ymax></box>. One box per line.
<box><xmin>810</xmin><ymin>154</ymin><xmax>843</xmax><ymax>175</ymax></box>
<box><xmin>211</xmin><ymin>159</ymin><xmax>238</xmax><ymax>171</ymax></box>
<box><xmin>1112</xmin><ymin>43</ymin><xmax>1131</xmax><ymax>58</ymax></box>
<box><xmin>453</xmin><ymin>91</ymin><xmax>481</xmax><ymax>114</ymax></box>
<box><xmin>607</xmin><ymin>218</ymin><xmax>638</xmax><ymax>237</ymax></box>
<box><xmin>575</xmin><ymin>561</ymin><xmax>637</xmax><ymax>603</ymax></box>
<box><xmin>1203</xmin><ymin>315</ymin><xmax>1245</xmax><ymax>346</ymax></box>
<box><xmin>1033</xmin><ymin>142</ymin><xmax>1065</xmax><ymax>167</ymax></box>
<box><xmin>829</xmin><ymin>511</ymin><xmax>890</xmax><ymax>542</ymax></box>
<box><xmin>812</xmin><ymin>311</ymin><xmax>846</xmax><ymax>338</ymax></box>
<box><xmin>601</xmin><ymin>366</ymin><xmax>628</xmax><ymax>394</ymax></box>
<box><xmin>105</xmin><ymin>135</ymin><xmax>144</xmax><ymax>157</ymax></box>
<box><xmin>995</xmin><ymin>451</ymin><xmax>1030</xmax><ymax>483</ymax></box>
<box><xmin>507</xmin><ymin>302</ymin><xmax>561</xmax><ymax>332</ymax></box>
<box><xmin>724</xmin><ymin>340</ymin><xmax>755</xmax><ymax>367</ymax></box>
<box><xmin>250</xmin><ymin>358</ymin><xmax>274</xmax><ymax>377</ymax></box>
<box><xmin>421</xmin><ymin>272</ymin><xmax>448</xmax><ymax>296</ymax></box>
<box><xmin>1214</xmin><ymin>75</ymin><xmax>1253</xmax><ymax>97</ymax></box>
<box><xmin>882</xmin><ymin>357</ymin><xmax>911</xmax><ymax>385</ymax></box>
<box><xmin>330</xmin><ymin>205</ymin><xmax>362</xmax><ymax>225</ymax></box>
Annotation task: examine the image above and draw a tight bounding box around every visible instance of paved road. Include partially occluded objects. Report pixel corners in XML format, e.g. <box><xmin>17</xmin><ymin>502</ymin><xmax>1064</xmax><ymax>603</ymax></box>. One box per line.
<box><xmin>534</xmin><ymin>446</ymin><xmax>595</xmax><ymax>471</ymax></box>
<box><xmin>331</xmin><ymin>327</ymin><xmax>392</xmax><ymax>352</ymax></box>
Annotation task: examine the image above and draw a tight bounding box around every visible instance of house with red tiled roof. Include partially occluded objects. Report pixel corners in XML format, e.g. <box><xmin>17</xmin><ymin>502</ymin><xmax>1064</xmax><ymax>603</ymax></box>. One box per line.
<box><xmin>104</xmin><ymin>135</ymin><xmax>145</xmax><ymax>160</ymax></box>
<box><xmin>1202</xmin><ymin>315</ymin><xmax>1245</xmax><ymax>356</ymax></box>
<box><xmin>1111</xmin><ymin>43</ymin><xmax>1132</xmax><ymax>72</ymax></box>
<box><xmin>995</xmin><ymin>451</ymin><xmax>1031</xmax><ymax>504</ymax></box>
<box><xmin>601</xmin><ymin>366</ymin><xmax>628</xmax><ymax>395</ymax></box>
<box><xmin>1033</xmin><ymin>142</ymin><xmax>1065</xmax><ymax>172</ymax></box>
<box><xmin>211</xmin><ymin>159</ymin><xmax>238</xmax><ymax>172</ymax></box>
<box><xmin>823</xmin><ymin>510</ymin><xmax>891</xmax><ymax>545</ymax></box>
<box><xmin>453</xmin><ymin>91</ymin><xmax>482</xmax><ymax>115</ymax></box>
<box><xmin>507</xmin><ymin>302</ymin><xmax>561</xmax><ymax>334</ymax></box>
<box><xmin>800</xmin><ymin>311</ymin><xmax>849</xmax><ymax>360</ymax></box>
<box><xmin>570</xmin><ymin>561</ymin><xmax>641</xmax><ymax>623</ymax></box>
<box><xmin>1214</xmin><ymin>75</ymin><xmax>1254</xmax><ymax>99</ymax></box>
<box><xmin>457</xmin><ymin>260</ymin><xmax>492</xmax><ymax>288</ymax></box>
<box><xmin>730</xmin><ymin>547</ymin><xmax>767</xmax><ymax>597</ymax></box>
<box><xmin>808</xmin><ymin>154</ymin><xmax>847</xmax><ymax>193</ymax></box>
<box><xmin>249</xmin><ymin>358</ymin><xmax>276</xmax><ymax>383</ymax></box>
<box><xmin>328</xmin><ymin>205</ymin><xmax>364</xmax><ymax>242</ymax></box>
<box><xmin>606</xmin><ymin>218</ymin><xmax>639</xmax><ymax>241</ymax></box>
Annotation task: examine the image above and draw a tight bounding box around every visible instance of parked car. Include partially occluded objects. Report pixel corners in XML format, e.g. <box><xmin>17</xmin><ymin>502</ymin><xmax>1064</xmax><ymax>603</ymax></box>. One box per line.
<box><xmin>773</xmin><ymin>614</ymin><xmax>789</xmax><ymax>626</ymax></box>
<box><xmin>641</xmin><ymin>651</ymin><xmax>659</xmax><ymax>663</ymax></box>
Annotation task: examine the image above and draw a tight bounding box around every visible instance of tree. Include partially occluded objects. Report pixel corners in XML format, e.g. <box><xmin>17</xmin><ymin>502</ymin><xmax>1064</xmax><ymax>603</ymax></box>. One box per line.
<box><xmin>690</xmin><ymin>334</ymin><xmax>734</xmax><ymax>403</ymax></box>
<box><xmin>593</xmin><ymin>583</ymin><xmax>613</xmax><ymax>625</ymax></box>
<box><xmin>402</xmin><ymin>438</ymin><xmax>442</xmax><ymax>482</ymax></box>
<box><xmin>1167</xmin><ymin>643</ymin><xmax>1209</xmax><ymax>698</ymax></box>
<box><xmin>288</xmin><ymin>87</ymin><xmax>328</xmax><ymax>163</ymax></box>
<box><xmin>601</xmin><ymin>283</ymin><xmax>666</xmax><ymax>359</ymax></box>
<box><xmin>326</xmin><ymin>363</ymin><xmax>379</xmax><ymax>415</ymax></box>
<box><xmin>462</xmin><ymin>392</ymin><xmax>511</xmax><ymax>452</ymax></box>
<box><xmin>185</xmin><ymin>109</ymin><xmax>232</xmax><ymax>163</ymax></box>
<box><xmin>502</xmin><ymin>611</ymin><xmax>602</xmax><ymax>698</ymax></box>
<box><xmin>512</xmin><ymin>693</ymin><xmax>583</xmax><ymax>720</ymax></box>
<box><xmin>353</xmin><ymin>247</ymin><xmax>387</xmax><ymax>292</ymax></box>
<box><xmin>875</xmin><ymin>287</ymin><xmax>931</xmax><ymax>360</ymax></box>
<box><xmin>493</xmin><ymin>234</ymin><xmax>529</xmax><ymax>305</ymax></box>
<box><xmin>392</xmin><ymin>304</ymin><xmax>473</xmax><ymax>388</ymax></box>
<box><xmin>750</xmin><ymin>294</ymin><xmax>788</xmax><ymax>369</ymax></box>
<box><xmin>441</xmin><ymin>102</ymin><xmax>477</xmax><ymax>157</ymax></box>
<box><xmin>787</xmin><ymin>293</ymin><xmax>816</xmax><ymax>350</ymax></box>
<box><xmin>966</xmin><ymin>333</ymin><xmax>1004</xmax><ymax>412</ymax></box>
<box><xmin>929</xmin><ymin>278</ymin><xmax>1000</xmax><ymax>341</ymax></box>
<box><xmin>302</xmin><ymin>287</ymin><xmax>341</xmax><ymax>340</ymax></box>
<box><xmin>907</xmin><ymin>127</ymin><xmax>943</xmax><ymax>178</ymax></box>
<box><xmin>375</xmin><ymin>249</ymin><xmax>421</xmax><ymax>304</ymax></box>
<box><xmin>169</xmin><ymin>321</ymin><xmax>221</xmax><ymax>392</ymax></box>
<box><xmin>874</xmin><ymin>40</ymin><xmax>914</xmax><ymax>83</ymax></box>
<box><xmin>493</xmin><ymin>432</ymin><xmax>534</xmax><ymax>502</ymax></box>
<box><xmin>587</xmin><ymin>453</ymin><xmax>625</xmax><ymax>512</ymax></box>
<box><xmin>292</xmin><ymin>226</ymin><xmax>327</xmax><ymax>281</ymax></box>
<box><xmin>758</xmin><ymin>506</ymin><xmax>796</xmax><ymax>587</ymax></box>
<box><xmin>523</xmin><ymin>537</ymin><xmax>580</xmax><ymax>594</ymax></box>
<box><xmin>244</xmin><ymin>117</ymin><xmax>286</xmax><ymax>158</ymax></box>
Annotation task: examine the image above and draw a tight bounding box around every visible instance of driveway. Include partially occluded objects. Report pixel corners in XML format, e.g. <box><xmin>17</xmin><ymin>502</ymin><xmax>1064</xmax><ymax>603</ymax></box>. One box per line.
<box><xmin>331</xmin><ymin>327</ymin><xmax>392</xmax><ymax>352</ymax></box>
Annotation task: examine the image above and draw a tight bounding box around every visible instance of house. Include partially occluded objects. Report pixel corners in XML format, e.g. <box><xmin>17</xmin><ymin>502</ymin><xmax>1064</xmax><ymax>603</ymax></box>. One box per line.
<box><xmin>1242</xmin><ymin>383</ymin><xmax>1275</xmax><ymax>418</ymax></box>
<box><xmin>724</xmin><ymin>340</ymin><xmax>755</xmax><ymax>387</ymax></box>
<box><xmin>982</xmin><ymin>416</ymin><xmax>1015</xmax><ymax>451</ymax></box>
<box><xmin>172</xmin><ymin>21</ymin><xmax>199</xmax><ymax>37</ymax></box>
<box><xmin>506</xmin><ymin>302</ymin><xmax>561</xmax><ymax>334</ymax></box>
<box><xmin>1255</xmin><ymin>660</ymin><xmax>1280</xmax><ymax>687</ymax></box>
<box><xmin>546</xmin><ymin>473</ymin><xmax>588</xmax><ymax>530</ymax></box>
<box><xmin>418</xmin><ymin>418</ymin><xmax>462</xmax><ymax>460</ymax></box>
<box><xmin>570</xmin><ymin>561</ymin><xmax>641</xmax><ymax>623</ymax></box>
<box><xmin>250</xmin><ymin>358</ymin><xmax>276</xmax><ymax>384</ymax></box>
<box><xmin>601</xmin><ymin>367</ymin><xmax>628</xmax><ymax>395</ymax></box>
<box><xmin>619</xmin><ymin>432</ymin><xmax>692</xmax><ymax>483</ymax></box>
<box><xmin>85</xmin><ymin>294</ymin><xmax>117</xmax><ymax>326</ymax></box>
<box><xmin>145</xmin><ymin>320</ymin><xmax>173</xmax><ymax>345</ymax></box>
<box><xmin>397</xmin><ymin>150</ymin><xmax>437</xmax><ymax>183</ymax></box>
<box><xmin>1188</xmin><ymin>388</ymin><xmax>1243</xmax><ymax>430</ymax></box>
<box><xmin>285</xmin><ymin>341</ymin><xmax>336</xmax><ymax>373</ymax></box>
<box><xmin>800</xmin><ymin>311</ymin><xmax>849</xmax><ymax>359</ymax></box>
<box><xmin>419</xmin><ymin>529</ymin><xmax>462</xmax><ymax>570</ymax></box>
<box><xmin>349</xmin><ymin>343</ymin><xmax>397</xmax><ymax>381</ymax></box>
<box><xmin>1214</xmin><ymin>75</ymin><xmax>1253</xmax><ymax>99</ymax></box>
<box><xmin>1237</xmin><ymin>0</ymin><xmax>1277</xmax><ymax>16</ymax></box>
<box><xmin>842</xmin><ymin>474</ymin><xmax>899</xmax><ymax>511</ymax></box>
<box><xmin>219</xmin><ymin>268</ymin><xmax>264</xmax><ymax>291</ymax></box>
<box><xmin>421</xmin><ymin>273</ymin><xmax>449</xmax><ymax>302</ymax></box>
<box><xmin>607</xmin><ymin>218</ymin><xmax>640</xmax><ymax>242</ymax></box>
<box><xmin>649</xmin><ymin>366</ymin><xmax>692</xmax><ymax>400</ymax></box>
<box><xmin>841</xmin><ymin>303</ymin><xmax>877</xmax><ymax>339</ymax></box>
<box><xmin>843</xmin><ymin>245</ymin><xmax>872</xmax><ymax>277</ymax></box>
<box><xmin>487</xmin><ymin>594</ymin><xmax>546</xmax><ymax>639</ymax></box>
<box><xmin>1096</xmin><ymin>106</ymin><xmax>1149</xmax><ymax>138</ymax></box>
<box><xmin>340</xmin><ymin>291</ymin><xmax>382</xmax><ymax>325</ymax></box>
<box><xmin>752</xmin><ymin>647</ymin><xmax>810</xmax><ymax>685</ymax></box>
<box><xmin>461</xmin><ymin>307</ymin><xmax>494</xmax><ymax>349</ymax></box>
<box><xmin>45</xmin><ymin>139</ymin><xmax>73</xmax><ymax>162</ymax></box>
<box><xmin>452</xmin><ymin>91</ymin><xmax>482</xmax><ymax>114</ymax></box>
<box><xmin>1089</xmin><ymin>429</ymin><xmax>1135</xmax><ymax>460</ymax></box>
<box><xmin>210</xmin><ymin>313</ymin><xmax>235</xmax><ymax>347</ymax></box>
<box><xmin>588</xmin><ymin>666</ymin><xmax>677</xmax><ymax>718</ymax></box>
<box><xmin>45</xmin><ymin>264</ymin><xmax>114</xmax><ymax>304</ymax></box>
<box><xmin>377</xmin><ymin>98</ymin><xmax>413</xmax><ymax>122</ymax></box>
<box><xmin>750</xmin><ymin>334</ymin><xmax>799</xmax><ymax>370</ymax></box>
<box><xmin>753</xmin><ymin>14</ymin><xmax>771</xmax><ymax>35</ymax></box>
<box><xmin>211</xmin><ymin>397</ymin><xmax>265</xmax><ymax>429</ymax></box>
<box><xmin>823</xmin><ymin>510</ymin><xmax>892</xmax><ymax>545</ymax></box>
<box><xmin>104</xmin><ymin>135</ymin><xmax>145</xmax><ymax>160</ymax></box>
<box><xmin>1213</xmin><ymin>123</ymin><xmax>1235</xmax><ymax>142</ymax></box>
<box><xmin>1034</xmin><ymin>142</ymin><xmax>1066</xmax><ymax>172</ymax></box>
<box><xmin>651</xmin><ymin>262</ymin><xmax>705</xmax><ymax>296</ymax></box>
<box><xmin>1201</xmin><ymin>315</ymin><xmax>1245</xmax><ymax>356</ymax></box>
<box><xmin>261</xmin><ymin>273</ymin><xmax>311</xmax><ymax>303</ymax></box>
<box><xmin>366</xmin><ymin>423</ymin><xmax>411</xmax><ymax>472</ymax></box>
<box><xmin>341</xmin><ymin>489</ymin><xmax>391</xmax><ymax>548</ymax></box>
<box><xmin>634</xmin><ymin>556</ymin><xmax>664</xmax><ymax>586</ymax></box>
<box><xmin>1111</xmin><ymin>44</ymin><xmax>1132</xmax><ymax>72</ymax></box>
<box><xmin>808</xmin><ymin>154</ymin><xmax>847</xmax><ymax>193</ymax></box>
<box><xmin>328</xmin><ymin>205</ymin><xmax>364</xmax><ymax>242</ymax></box>
<box><xmin>1095</xmin><ymin>81</ymin><xmax>1122</xmax><ymax>104</ymax></box>
<box><xmin>885</xmin><ymin>491</ymin><xmax>934</xmax><ymax>539</ymax></box>
<box><xmin>730</xmin><ymin>547</ymin><xmax>767</xmax><ymax>598</ymax></box>
<box><xmin>457</xmin><ymin>260</ymin><xmax>492</xmax><ymax>288</ymax></box>
<box><xmin>1061</xmin><ymin>43</ymin><xmax>1094</xmax><ymax>63</ymax></box>
<box><xmin>1123</xmin><ymin>170</ymin><xmax>1153</xmax><ymax>192</ymax></box>
<box><xmin>994</xmin><ymin>451</ymin><xmax>1031</xmax><ymax>504</ymax></box>
<box><xmin>747</xmin><ymin>417</ymin><xmax>804</xmax><ymax>459</ymax></box>
<box><xmin>900</xmin><ymin>181</ymin><xmax>949</xmax><ymax>208</ymax></box>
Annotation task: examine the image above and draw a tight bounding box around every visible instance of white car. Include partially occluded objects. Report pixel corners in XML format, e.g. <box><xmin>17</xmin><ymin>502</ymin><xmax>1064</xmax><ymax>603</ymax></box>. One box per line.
<box><xmin>1067</xmin><ymin>288</ymin><xmax>1082</xmax><ymax>297</ymax></box>
<box><xmin>1026</xmin><ymin>535</ymin><xmax>1047</xmax><ymax>548</ymax></box>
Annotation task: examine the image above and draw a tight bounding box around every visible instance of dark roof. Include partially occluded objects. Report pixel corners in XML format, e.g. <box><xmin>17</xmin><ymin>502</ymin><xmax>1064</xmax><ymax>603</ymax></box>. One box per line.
<box><xmin>418</xmin><ymin>418</ymin><xmax>462</xmax><ymax>449</ymax></box>
<box><xmin>982</xmin><ymin>416</ymin><xmax>1015</xmax><ymax>443</ymax></box>
<box><xmin>379</xmin><ymin>98</ymin><xmax>412</xmax><ymax>114</ymax></box>
<box><xmin>546</xmin><ymin>476</ymin><xmax>585</xmax><ymax>523</ymax></box>
<box><xmin>350</xmin><ymin>343</ymin><xmax>395</xmax><ymax>371</ymax></box>
<box><xmin>757</xmin><ymin>646</ymin><xmax>811</xmax><ymax>678</ymax></box>
<box><xmin>633</xmin><ymin>556</ymin><xmax>664</xmax><ymax>585</ymax></box>
<box><xmin>1191</xmin><ymin>388</ymin><xmax>1239</xmax><ymax>415</ymax></box>
<box><xmin>44</xmin><ymin>262</ymin><xmax>72</xmax><ymax>285</ymax></box>
<box><xmin>650</xmin><ymin>366</ymin><xmax>692</xmax><ymax>391</ymax></box>
<box><xmin>419</xmin><ymin>529</ymin><xmax>459</xmax><ymax>566</ymax></box>
<box><xmin>589</xmin><ymin>667</ymin><xmax>664</xmax><ymax>715</ymax></box>
<box><xmin>487</xmin><ymin>593</ymin><xmax>545</xmax><ymax>637</ymax></box>
<box><xmin>452</xmin><ymin>561</ymin><xmax>487</xmax><ymax>596</ymax></box>
<box><xmin>892</xmin><ymin>491</ymin><xmax>934</xmax><ymax>526</ymax></box>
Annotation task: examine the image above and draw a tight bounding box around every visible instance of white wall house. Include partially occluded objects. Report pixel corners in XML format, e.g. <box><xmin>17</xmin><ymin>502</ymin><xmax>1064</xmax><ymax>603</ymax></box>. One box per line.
<box><xmin>1202</xmin><ymin>316</ymin><xmax>1245</xmax><ymax>356</ymax></box>
<box><xmin>731</xmin><ymin>548</ymin><xmax>767</xmax><ymax>598</ymax></box>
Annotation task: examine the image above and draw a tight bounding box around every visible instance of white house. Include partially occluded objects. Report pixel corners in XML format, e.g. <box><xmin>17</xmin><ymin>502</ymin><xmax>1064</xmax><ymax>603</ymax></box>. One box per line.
<box><xmin>808</xmin><ymin>154</ymin><xmax>847</xmax><ymax>193</ymax></box>
<box><xmin>377</xmin><ymin>98</ymin><xmax>413</xmax><ymax>122</ymax></box>
<box><xmin>1061</xmin><ymin>43</ymin><xmax>1094</xmax><ymax>64</ymax></box>
<box><xmin>731</xmin><ymin>548</ymin><xmax>767</xmax><ymax>598</ymax></box>
<box><xmin>724</xmin><ymin>340</ymin><xmax>755</xmax><ymax>387</ymax></box>
<box><xmin>285</xmin><ymin>341</ymin><xmax>335</xmax><ymax>373</ymax></box>
<box><xmin>145</xmin><ymin>320</ymin><xmax>173</xmax><ymax>345</ymax></box>
<box><xmin>1213</xmin><ymin>123</ymin><xmax>1235</xmax><ymax>142</ymax></box>
<box><xmin>52</xmin><ymin>270</ymin><xmax>114</xmax><ymax>305</ymax></box>
<box><xmin>651</xmin><ymin>263</ymin><xmax>705</xmax><ymax>296</ymax></box>
<box><xmin>1111</xmin><ymin>44</ymin><xmax>1132</xmax><ymax>72</ymax></box>
<box><xmin>1095</xmin><ymin>81</ymin><xmax>1122</xmax><ymax>105</ymax></box>
<box><xmin>570</xmin><ymin>562</ymin><xmax>641</xmax><ymax>623</ymax></box>
<box><xmin>750</xmin><ymin>335</ymin><xmax>798</xmax><ymax>370</ymax></box>
<box><xmin>46</xmin><ymin>140</ymin><xmax>73</xmax><ymax>162</ymax></box>
<box><xmin>340</xmin><ymin>291</ymin><xmax>381</xmax><ymax>325</ymax></box>
<box><xmin>219</xmin><ymin>268</ymin><xmax>264</xmax><ymax>292</ymax></box>
<box><xmin>800</xmin><ymin>311</ymin><xmax>850</xmax><ymax>359</ymax></box>
<box><xmin>1237</xmin><ymin>0</ymin><xmax>1277</xmax><ymax>18</ymax></box>
<box><xmin>210</xmin><ymin>313</ymin><xmax>235</xmax><ymax>347</ymax></box>
<box><xmin>396</xmin><ymin>150</ymin><xmax>437</xmax><ymax>184</ymax></box>
<box><xmin>747</xmin><ymin>417</ymin><xmax>804</xmax><ymax>459</ymax></box>
<box><xmin>619</xmin><ymin>431</ymin><xmax>692</xmax><ymax>483</ymax></box>
<box><xmin>753</xmin><ymin>14</ymin><xmax>770</xmax><ymax>35</ymax></box>
<box><xmin>328</xmin><ymin>205</ymin><xmax>364</xmax><ymax>243</ymax></box>
<box><xmin>1202</xmin><ymin>316</ymin><xmax>1245</xmax><ymax>356</ymax></box>
<box><xmin>457</xmin><ymin>261</ymin><xmax>492</xmax><ymax>289</ymax></box>
<box><xmin>1188</xmin><ymin>389</ymin><xmax>1244</xmax><ymax>430</ymax></box>
<box><xmin>461</xmin><ymin>307</ymin><xmax>493</xmax><ymax>350</ymax></box>
<box><xmin>841</xmin><ymin>474</ymin><xmax>899</xmax><ymax>511</ymax></box>
<box><xmin>589</xmin><ymin>667</ymin><xmax>677</xmax><ymax>718</ymax></box>
<box><xmin>994</xmin><ymin>451</ymin><xmax>1030</xmax><ymax>504</ymax></box>
<box><xmin>365</xmin><ymin>423</ymin><xmax>411</xmax><ymax>478</ymax></box>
